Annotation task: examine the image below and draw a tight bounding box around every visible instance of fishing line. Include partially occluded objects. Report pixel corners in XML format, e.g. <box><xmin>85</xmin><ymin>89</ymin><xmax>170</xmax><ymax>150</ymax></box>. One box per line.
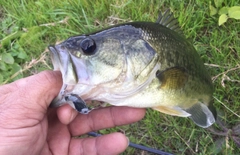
<box><xmin>87</xmin><ymin>132</ymin><xmax>174</xmax><ymax>155</ymax></box>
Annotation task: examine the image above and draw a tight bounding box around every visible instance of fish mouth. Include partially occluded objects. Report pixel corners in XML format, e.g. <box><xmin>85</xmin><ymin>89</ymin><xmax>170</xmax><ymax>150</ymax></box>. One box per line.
<box><xmin>48</xmin><ymin>44</ymin><xmax>78</xmax><ymax>85</ymax></box>
<box><xmin>48</xmin><ymin>44</ymin><xmax>79</xmax><ymax>107</ymax></box>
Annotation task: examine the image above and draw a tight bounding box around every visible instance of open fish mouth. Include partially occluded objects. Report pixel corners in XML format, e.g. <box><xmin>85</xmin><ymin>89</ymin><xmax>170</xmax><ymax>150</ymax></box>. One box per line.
<box><xmin>48</xmin><ymin>45</ymin><xmax>92</xmax><ymax>114</ymax></box>
<box><xmin>48</xmin><ymin>44</ymin><xmax>79</xmax><ymax>85</ymax></box>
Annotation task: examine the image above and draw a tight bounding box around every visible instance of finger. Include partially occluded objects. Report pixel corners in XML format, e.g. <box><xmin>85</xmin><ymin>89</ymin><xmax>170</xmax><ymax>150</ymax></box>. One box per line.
<box><xmin>57</xmin><ymin>104</ymin><xmax>78</xmax><ymax>125</ymax></box>
<box><xmin>47</xmin><ymin>108</ymin><xmax>71</xmax><ymax>155</ymax></box>
<box><xmin>69</xmin><ymin>106</ymin><xmax>146</xmax><ymax>136</ymax></box>
<box><xmin>69</xmin><ymin>132</ymin><xmax>128</xmax><ymax>155</ymax></box>
<box><xmin>6</xmin><ymin>71</ymin><xmax>62</xmax><ymax>110</ymax></box>
<box><xmin>21</xmin><ymin>70</ymin><xmax>62</xmax><ymax>107</ymax></box>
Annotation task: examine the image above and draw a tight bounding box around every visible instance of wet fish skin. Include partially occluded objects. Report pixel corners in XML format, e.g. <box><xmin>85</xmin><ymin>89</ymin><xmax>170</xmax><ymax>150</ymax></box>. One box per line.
<box><xmin>49</xmin><ymin>10</ymin><xmax>216</xmax><ymax>128</ymax></box>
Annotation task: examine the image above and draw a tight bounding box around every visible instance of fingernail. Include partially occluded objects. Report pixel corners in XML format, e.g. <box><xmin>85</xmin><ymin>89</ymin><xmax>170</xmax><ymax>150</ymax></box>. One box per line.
<box><xmin>126</xmin><ymin>137</ymin><xmax>130</xmax><ymax>146</ymax></box>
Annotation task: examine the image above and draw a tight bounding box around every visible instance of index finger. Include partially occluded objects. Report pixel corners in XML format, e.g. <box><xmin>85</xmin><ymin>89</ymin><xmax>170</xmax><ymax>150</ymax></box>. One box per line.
<box><xmin>69</xmin><ymin>106</ymin><xmax>146</xmax><ymax>136</ymax></box>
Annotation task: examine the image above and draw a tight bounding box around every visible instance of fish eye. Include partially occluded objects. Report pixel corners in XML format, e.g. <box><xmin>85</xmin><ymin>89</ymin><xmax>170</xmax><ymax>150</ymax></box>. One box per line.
<box><xmin>80</xmin><ymin>38</ymin><xmax>96</xmax><ymax>55</ymax></box>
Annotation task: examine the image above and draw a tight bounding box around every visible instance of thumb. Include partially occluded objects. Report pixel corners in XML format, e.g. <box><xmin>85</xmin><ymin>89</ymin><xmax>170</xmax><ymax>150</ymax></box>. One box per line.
<box><xmin>3</xmin><ymin>71</ymin><xmax>62</xmax><ymax>111</ymax></box>
<box><xmin>26</xmin><ymin>71</ymin><xmax>63</xmax><ymax>108</ymax></box>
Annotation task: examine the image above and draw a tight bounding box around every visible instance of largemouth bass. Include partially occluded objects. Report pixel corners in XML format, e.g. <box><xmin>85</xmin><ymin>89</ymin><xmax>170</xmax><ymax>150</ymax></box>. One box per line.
<box><xmin>49</xmin><ymin>10</ymin><xmax>216</xmax><ymax>128</ymax></box>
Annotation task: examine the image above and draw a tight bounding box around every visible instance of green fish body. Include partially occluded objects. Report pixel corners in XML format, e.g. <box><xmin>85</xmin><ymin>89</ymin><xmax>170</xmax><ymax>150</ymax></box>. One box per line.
<box><xmin>49</xmin><ymin>10</ymin><xmax>216</xmax><ymax>128</ymax></box>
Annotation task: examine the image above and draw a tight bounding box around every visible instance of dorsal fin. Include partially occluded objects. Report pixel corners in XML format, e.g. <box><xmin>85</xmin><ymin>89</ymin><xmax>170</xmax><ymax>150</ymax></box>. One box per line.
<box><xmin>156</xmin><ymin>9</ymin><xmax>184</xmax><ymax>36</ymax></box>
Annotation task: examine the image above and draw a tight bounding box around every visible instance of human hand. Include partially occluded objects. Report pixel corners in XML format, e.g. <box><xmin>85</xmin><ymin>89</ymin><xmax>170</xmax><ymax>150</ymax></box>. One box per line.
<box><xmin>0</xmin><ymin>71</ymin><xmax>146</xmax><ymax>155</ymax></box>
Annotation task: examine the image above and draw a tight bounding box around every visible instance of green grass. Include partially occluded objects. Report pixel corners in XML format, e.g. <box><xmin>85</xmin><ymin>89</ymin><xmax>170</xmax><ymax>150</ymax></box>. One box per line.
<box><xmin>1</xmin><ymin>0</ymin><xmax>240</xmax><ymax>154</ymax></box>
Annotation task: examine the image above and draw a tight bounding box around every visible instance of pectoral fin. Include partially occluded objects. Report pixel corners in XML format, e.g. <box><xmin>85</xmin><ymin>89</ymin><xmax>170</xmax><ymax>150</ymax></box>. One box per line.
<box><xmin>153</xmin><ymin>106</ymin><xmax>191</xmax><ymax>117</ymax></box>
<box><xmin>186</xmin><ymin>102</ymin><xmax>216</xmax><ymax>128</ymax></box>
<box><xmin>156</xmin><ymin>67</ymin><xmax>188</xmax><ymax>90</ymax></box>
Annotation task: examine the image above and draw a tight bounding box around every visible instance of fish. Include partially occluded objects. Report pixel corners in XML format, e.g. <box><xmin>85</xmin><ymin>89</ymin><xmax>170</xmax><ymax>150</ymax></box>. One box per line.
<box><xmin>48</xmin><ymin>9</ymin><xmax>217</xmax><ymax>128</ymax></box>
